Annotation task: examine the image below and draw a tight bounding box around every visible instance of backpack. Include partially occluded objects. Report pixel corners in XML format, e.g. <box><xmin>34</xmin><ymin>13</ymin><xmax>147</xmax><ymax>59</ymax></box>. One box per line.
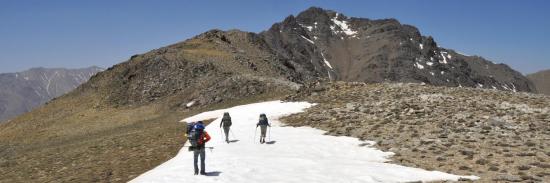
<box><xmin>188</xmin><ymin>128</ymin><xmax>203</xmax><ymax>147</ymax></box>
<box><xmin>222</xmin><ymin>116</ymin><xmax>232</xmax><ymax>127</ymax></box>
<box><xmin>258</xmin><ymin>114</ymin><xmax>269</xmax><ymax>126</ymax></box>
<box><xmin>186</xmin><ymin>122</ymin><xmax>196</xmax><ymax>135</ymax></box>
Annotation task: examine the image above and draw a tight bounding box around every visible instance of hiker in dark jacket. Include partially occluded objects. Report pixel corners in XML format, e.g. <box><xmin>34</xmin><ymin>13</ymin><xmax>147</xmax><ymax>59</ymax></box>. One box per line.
<box><xmin>188</xmin><ymin>121</ymin><xmax>211</xmax><ymax>175</ymax></box>
<box><xmin>256</xmin><ymin>113</ymin><xmax>270</xmax><ymax>144</ymax></box>
<box><xmin>219</xmin><ymin>112</ymin><xmax>232</xmax><ymax>143</ymax></box>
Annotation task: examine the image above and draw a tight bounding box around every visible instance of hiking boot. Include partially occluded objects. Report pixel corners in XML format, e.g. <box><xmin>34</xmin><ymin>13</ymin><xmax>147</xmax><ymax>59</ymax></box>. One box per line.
<box><xmin>200</xmin><ymin>171</ymin><xmax>206</xmax><ymax>175</ymax></box>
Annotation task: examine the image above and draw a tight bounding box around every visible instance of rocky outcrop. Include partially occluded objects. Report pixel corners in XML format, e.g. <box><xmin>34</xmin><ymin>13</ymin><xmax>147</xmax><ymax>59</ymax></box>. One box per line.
<box><xmin>528</xmin><ymin>69</ymin><xmax>550</xmax><ymax>95</ymax></box>
<box><xmin>0</xmin><ymin>67</ymin><xmax>102</xmax><ymax>122</ymax></box>
<box><xmin>282</xmin><ymin>82</ymin><xmax>550</xmax><ymax>182</ymax></box>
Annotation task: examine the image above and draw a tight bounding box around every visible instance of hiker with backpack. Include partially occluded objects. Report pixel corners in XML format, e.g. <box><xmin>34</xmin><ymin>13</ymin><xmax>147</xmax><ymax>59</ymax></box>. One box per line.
<box><xmin>219</xmin><ymin>112</ymin><xmax>232</xmax><ymax>143</ymax></box>
<box><xmin>256</xmin><ymin>113</ymin><xmax>270</xmax><ymax>144</ymax></box>
<box><xmin>187</xmin><ymin>121</ymin><xmax>211</xmax><ymax>175</ymax></box>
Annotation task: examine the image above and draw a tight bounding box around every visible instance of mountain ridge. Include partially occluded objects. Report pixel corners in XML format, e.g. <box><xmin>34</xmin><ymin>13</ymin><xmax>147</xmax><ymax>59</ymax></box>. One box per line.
<box><xmin>0</xmin><ymin>7</ymin><xmax>544</xmax><ymax>182</ymax></box>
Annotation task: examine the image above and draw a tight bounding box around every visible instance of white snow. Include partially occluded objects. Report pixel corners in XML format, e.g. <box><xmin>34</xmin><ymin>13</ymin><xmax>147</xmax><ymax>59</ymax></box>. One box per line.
<box><xmin>313</xmin><ymin>36</ymin><xmax>318</xmax><ymax>40</ymax></box>
<box><xmin>419</xmin><ymin>43</ymin><xmax>424</xmax><ymax>50</ymax></box>
<box><xmin>186</xmin><ymin>101</ymin><xmax>196</xmax><ymax>108</ymax></box>
<box><xmin>131</xmin><ymin>101</ymin><xmax>479</xmax><ymax>183</ymax></box>
<box><xmin>439</xmin><ymin>52</ymin><xmax>448</xmax><ymax>64</ymax></box>
<box><xmin>414</xmin><ymin>62</ymin><xmax>425</xmax><ymax>69</ymax></box>
<box><xmin>320</xmin><ymin>52</ymin><xmax>334</xmax><ymax>69</ymax></box>
<box><xmin>430</xmin><ymin>72</ymin><xmax>435</xmax><ymax>76</ymax></box>
<box><xmin>502</xmin><ymin>84</ymin><xmax>510</xmax><ymax>90</ymax></box>
<box><xmin>441</xmin><ymin>71</ymin><xmax>445</xmax><ymax>75</ymax></box>
<box><xmin>426</xmin><ymin>61</ymin><xmax>434</xmax><ymax>66</ymax></box>
<box><xmin>300</xmin><ymin>35</ymin><xmax>315</xmax><ymax>44</ymax></box>
<box><xmin>477</xmin><ymin>83</ymin><xmax>484</xmax><ymax>88</ymax></box>
<box><xmin>510</xmin><ymin>83</ymin><xmax>517</xmax><ymax>92</ymax></box>
<box><xmin>330</xmin><ymin>13</ymin><xmax>357</xmax><ymax>37</ymax></box>
<box><xmin>304</xmin><ymin>25</ymin><xmax>313</xmax><ymax>31</ymax></box>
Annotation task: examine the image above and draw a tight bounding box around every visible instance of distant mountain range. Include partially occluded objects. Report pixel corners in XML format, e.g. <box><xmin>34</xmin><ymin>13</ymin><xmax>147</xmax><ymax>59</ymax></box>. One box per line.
<box><xmin>0</xmin><ymin>67</ymin><xmax>103</xmax><ymax>122</ymax></box>
<box><xmin>527</xmin><ymin>69</ymin><xmax>550</xmax><ymax>95</ymax></box>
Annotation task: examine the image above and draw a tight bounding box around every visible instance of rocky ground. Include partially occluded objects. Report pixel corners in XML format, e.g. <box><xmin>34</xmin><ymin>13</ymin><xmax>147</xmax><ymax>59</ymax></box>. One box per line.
<box><xmin>282</xmin><ymin>82</ymin><xmax>550</xmax><ymax>182</ymax></box>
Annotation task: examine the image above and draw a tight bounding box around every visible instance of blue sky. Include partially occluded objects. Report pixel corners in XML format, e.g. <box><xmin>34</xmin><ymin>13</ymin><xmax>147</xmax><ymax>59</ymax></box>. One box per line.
<box><xmin>1</xmin><ymin>0</ymin><xmax>549</xmax><ymax>74</ymax></box>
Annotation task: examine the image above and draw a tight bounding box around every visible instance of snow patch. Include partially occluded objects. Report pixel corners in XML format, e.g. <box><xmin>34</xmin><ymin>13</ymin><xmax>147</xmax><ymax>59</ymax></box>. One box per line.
<box><xmin>300</xmin><ymin>35</ymin><xmax>314</xmax><ymax>44</ymax></box>
<box><xmin>186</xmin><ymin>101</ymin><xmax>196</xmax><ymax>108</ymax></box>
<box><xmin>430</xmin><ymin>72</ymin><xmax>435</xmax><ymax>76</ymax></box>
<box><xmin>132</xmin><ymin>101</ymin><xmax>479</xmax><ymax>183</ymax></box>
<box><xmin>414</xmin><ymin>62</ymin><xmax>425</xmax><ymax>69</ymax></box>
<box><xmin>419</xmin><ymin>43</ymin><xmax>423</xmax><ymax>50</ymax></box>
<box><xmin>439</xmin><ymin>52</ymin><xmax>448</xmax><ymax>64</ymax></box>
<box><xmin>320</xmin><ymin>52</ymin><xmax>334</xmax><ymax>69</ymax></box>
<box><xmin>330</xmin><ymin>13</ymin><xmax>357</xmax><ymax>37</ymax></box>
<box><xmin>426</xmin><ymin>62</ymin><xmax>434</xmax><ymax>66</ymax></box>
<box><xmin>510</xmin><ymin>83</ymin><xmax>517</xmax><ymax>92</ymax></box>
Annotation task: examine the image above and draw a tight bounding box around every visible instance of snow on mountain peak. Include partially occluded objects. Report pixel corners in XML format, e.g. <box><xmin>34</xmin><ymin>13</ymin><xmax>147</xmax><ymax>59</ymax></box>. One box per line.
<box><xmin>330</xmin><ymin>13</ymin><xmax>357</xmax><ymax>37</ymax></box>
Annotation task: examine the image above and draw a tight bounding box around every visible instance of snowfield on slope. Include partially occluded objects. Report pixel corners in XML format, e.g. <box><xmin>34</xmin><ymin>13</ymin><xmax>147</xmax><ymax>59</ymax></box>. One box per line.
<box><xmin>131</xmin><ymin>101</ymin><xmax>478</xmax><ymax>183</ymax></box>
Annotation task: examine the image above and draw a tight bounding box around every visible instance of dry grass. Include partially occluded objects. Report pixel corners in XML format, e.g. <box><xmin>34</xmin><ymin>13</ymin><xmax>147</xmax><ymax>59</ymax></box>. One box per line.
<box><xmin>0</xmin><ymin>87</ymin><xmax>290</xmax><ymax>183</ymax></box>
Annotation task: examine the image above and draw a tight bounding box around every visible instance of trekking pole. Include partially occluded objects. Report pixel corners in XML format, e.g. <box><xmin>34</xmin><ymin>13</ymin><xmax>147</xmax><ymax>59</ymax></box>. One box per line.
<box><xmin>268</xmin><ymin>126</ymin><xmax>271</xmax><ymax>142</ymax></box>
<box><xmin>253</xmin><ymin>127</ymin><xmax>257</xmax><ymax>144</ymax></box>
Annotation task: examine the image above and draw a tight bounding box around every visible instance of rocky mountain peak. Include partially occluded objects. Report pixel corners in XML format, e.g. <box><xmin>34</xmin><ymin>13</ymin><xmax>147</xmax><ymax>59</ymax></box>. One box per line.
<box><xmin>261</xmin><ymin>7</ymin><xmax>535</xmax><ymax>92</ymax></box>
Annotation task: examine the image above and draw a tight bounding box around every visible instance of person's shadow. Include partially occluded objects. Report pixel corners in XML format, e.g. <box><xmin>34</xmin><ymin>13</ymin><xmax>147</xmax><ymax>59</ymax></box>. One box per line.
<box><xmin>228</xmin><ymin>140</ymin><xmax>239</xmax><ymax>143</ymax></box>
<box><xmin>204</xmin><ymin>171</ymin><xmax>222</xmax><ymax>176</ymax></box>
<box><xmin>266</xmin><ymin>141</ymin><xmax>277</xmax><ymax>145</ymax></box>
